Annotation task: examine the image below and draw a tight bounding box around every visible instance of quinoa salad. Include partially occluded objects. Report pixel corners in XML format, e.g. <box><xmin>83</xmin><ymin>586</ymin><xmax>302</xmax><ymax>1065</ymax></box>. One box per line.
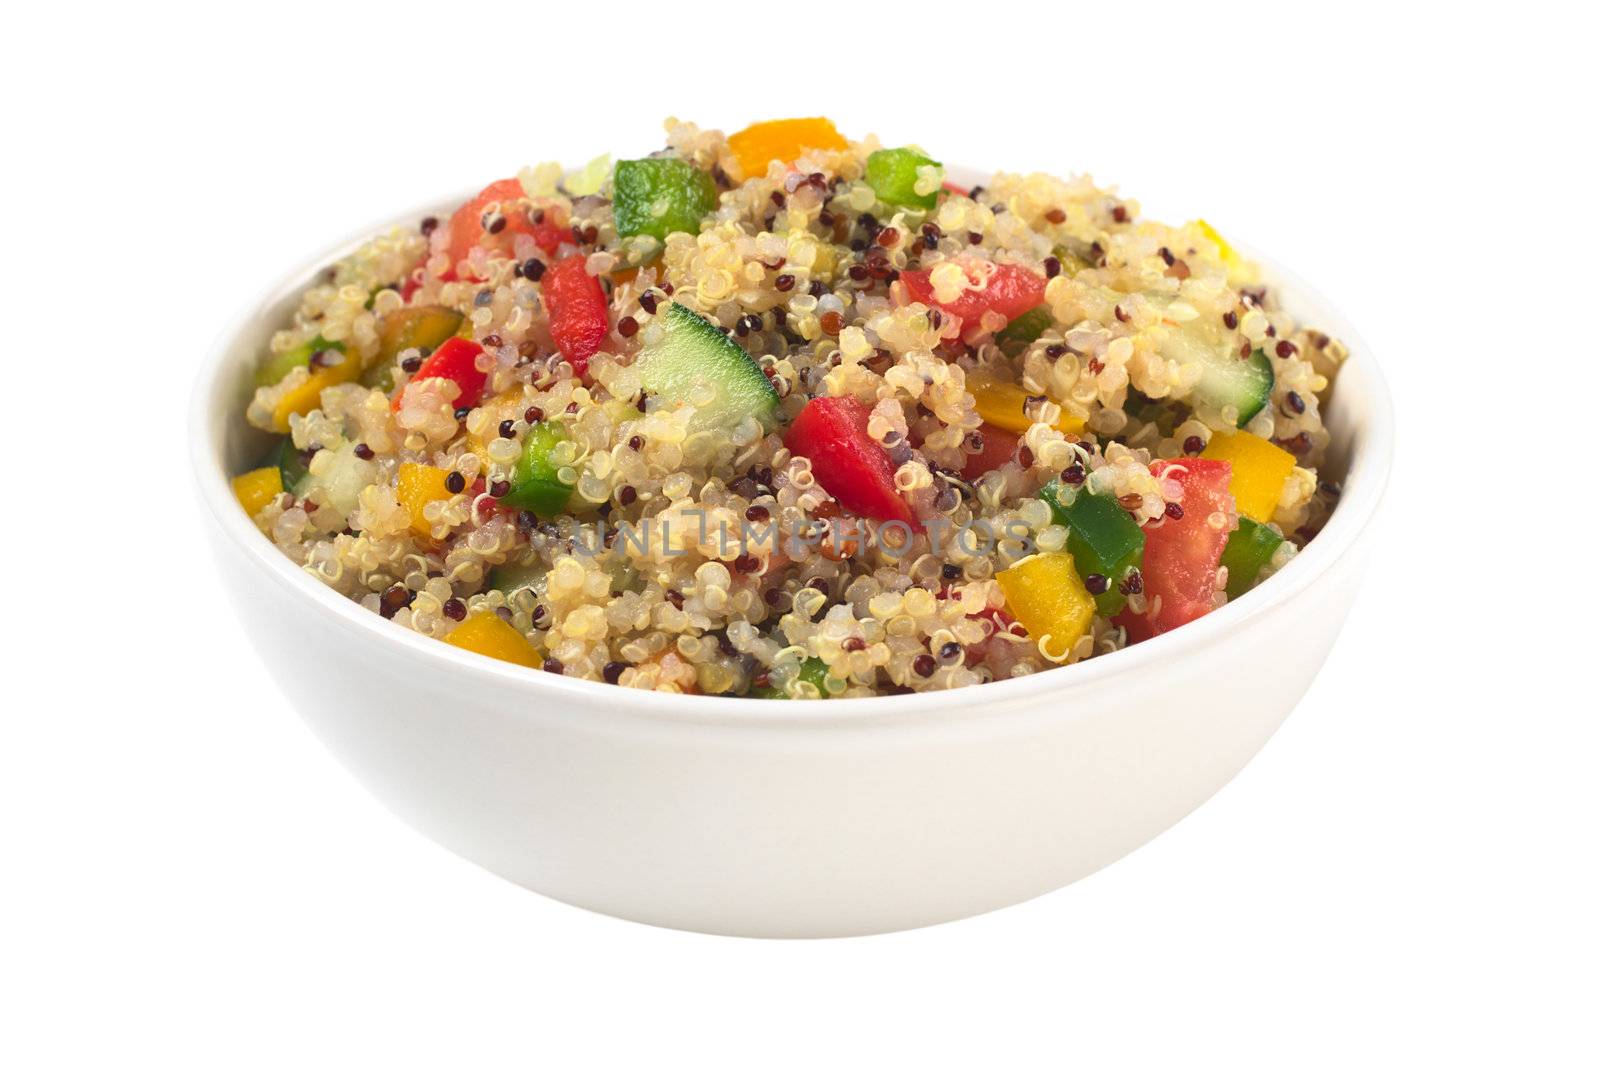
<box><xmin>230</xmin><ymin>117</ymin><xmax>1346</xmax><ymax>698</ymax></box>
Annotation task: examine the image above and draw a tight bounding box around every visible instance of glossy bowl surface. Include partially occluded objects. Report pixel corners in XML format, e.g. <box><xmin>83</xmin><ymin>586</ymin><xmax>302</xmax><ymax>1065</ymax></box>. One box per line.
<box><xmin>192</xmin><ymin>185</ymin><xmax>1392</xmax><ymax>937</ymax></box>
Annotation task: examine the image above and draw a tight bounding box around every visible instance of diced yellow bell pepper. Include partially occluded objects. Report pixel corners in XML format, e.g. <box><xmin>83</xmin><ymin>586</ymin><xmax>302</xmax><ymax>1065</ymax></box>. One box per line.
<box><xmin>396</xmin><ymin>462</ymin><xmax>454</xmax><ymax>537</ymax></box>
<box><xmin>467</xmin><ymin>388</ymin><xmax>529</xmax><ymax>465</ymax></box>
<box><xmin>271</xmin><ymin>350</ymin><xmax>363</xmax><ymax>432</ymax></box>
<box><xmin>727</xmin><ymin>117</ymin><xmax>848</xmax><ymax>179</ymax></box>
<box><xmin>995</xmin><ymin>552</ymin><xmax>1097</xmax><ymax>659</ymax></box>
<box><xmin>444</xmin><ymin>613</ymin><xmax>542</xmax><ymax>669</ymax></box>
<box><xmin>1194</xmin><ymin>219</ymin><xmax>1239</xmax><ymax>269</ymax></box>
<box><xmin>968</xmin><ymin>374</ymin><xmax>1086</xmax><ymax>436</ymax></box>
<box><xmin>232</xmin><ymin>466</ymin><xmax>283</xmax><ymax>517</ymax></box>
<box><xmin>1201</xmin><ymin>431</ymin><xmax>1296</xmax><ymax>523</ymax></box>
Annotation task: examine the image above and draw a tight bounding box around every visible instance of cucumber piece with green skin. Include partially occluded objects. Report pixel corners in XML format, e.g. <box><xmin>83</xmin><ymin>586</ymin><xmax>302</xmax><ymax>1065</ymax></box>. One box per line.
<box><xmin>502</xmin><ymin>422</ymin><xmax>573</xmax><ymax>517</ymax></box>
<box><xmin>1040</xmin><ymin>480</ymin><xmax>1145</xmax><ymax>615</ymax></box>
<box><xmin>1158</xmin><ymin>315</ymin><xmax>1275</xmax><ymax>427</ymax></box>
<box><xmin>865</xmin><ymin>147</ymin><xmax>941</xmax><ymax>210</ymax></box>
<box><xmin>489</xmin><ymin>560</ymin><xmax>546</xmax><ymax>598</ymax></box>
<box><xmin>256</xmin><ymin>336</ymin><xmax>344</xmax><ymax>387</ymax></box>
<box><xmin>612</xmin><ymin>158</ymin><xmax>718</xmax><ymax>241</ymax></box>
<box><xmin>750</xmin><ymin>657</ymin><xmax>832</xmax><ymax>699</ymax></box>
<box><xmin>1220</xmin><ymin>516</ymin><xmax>1284</xmax><ymax>598</ymax></box>
<box><xmin>1196</xmin><ymin>347</ymin><xmax>1274</xmax><ymax>428</ymax></box>
<box><xmin>637</xmin><ymin>303</ymin><xmax>779</xmax><ymax>432</ymax></box>
<box><xmin>273</xmin><ymin>437</ymin><xmax>311</xmax><ymax>496</ymax></box>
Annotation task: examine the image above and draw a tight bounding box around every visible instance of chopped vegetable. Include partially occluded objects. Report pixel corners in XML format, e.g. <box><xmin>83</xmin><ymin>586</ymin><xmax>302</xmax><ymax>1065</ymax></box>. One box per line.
<box><xmin>994</xmin><ymin>305</ymin><xmax>1054</xmax><ymax>354</ymax></box>
<box><xmin>446</xmin><ymin>178</ymin><xmax>550</xmax><ymax>275</ymax></box>
<box><xmin>636</xmin><ymin>302</ymin><xmax>778</xmax><ymax>431</ymax></box>
<box><xmin>502</xmin><ymin>421</ymin><xmax>573</xmax><ymax>517</ymax></box>
<box><xmin>901</xmin><ymin>261</ymin><xmax>1046</xmax><ymax>334</ymax></box>
<box><xmin>1117</xmin><ymin>458</ymin><xmax>1236</xmax><ymax>640</ymax></box>
<box><xmin>443</xmin><ymin>613</ymin><xmax>542</xmax><ymax>669</ymax></box>
<box><xmin>274</xmin><ymin>437</ymin><xmax>310</xmax><ymax>496</ymax></box>
<box><xmin>1194</xmin><ymin>218</ymin><xmax>1241</xmax><ymax>271</ymax></box>
<box><xmin>612</xmin><ymin>158</ymin><xmax>718</xmax><ymax>241</ymax></box>
<box><xmin>231</xmin><ymin>467</ymin><xmax>282</xmax><ymax>517</ymax></box>
<box><xmin>489</xmin><ymin>560</ymin><xmax>545</xmax><ymax>597</ymax></box>
<box><xmin>565</xmin><ymin>153</ymin><xmax>612</xmax><ymax>197</ymax></box>
<box><xmin>393</xmin><ymin>336</ymin><xmax>486</xmax><ymax>411</ymax></box>
<box><xmin>377</xmin><ymin>305</ymin><xmax>464</xmax><ymax>363</ymax></box>
<box><xmin>865</xmin><ymin>147</ymin><xmax>940</xmax><ymax>210</ymax></box>
<box><xmin>726</xmin><ymin>117</ymin><xmax>848</xmax><ymax>178</ymax></box>
<box><xmin>753</xmin><ymin>656</ymin><xmax>833</xmax><ymax>699</ymax></box>
<box><xmin>967</xmin><ymin>373</ymin><xmax>1086</xmax><ymax>436</ymax></box>
<box><xmin>396</xmin><ymin>462</ymin><xmax>454</xmax><ymax>537</ymax></box>
<box><xmin>1220</xmin><ymin>517</ymin><xmax>1285</xmax><ymax>599</ymax></box>
<box><xmin>1200</xmin><ymin>431</ymin><xmax>1296</xmax><ymax>523</ymax></box>
<box><xmin>541</xmin><ymin>256</ymin><xmax>609</xmax><ymax>374</ymax></box>
<box><xmin>961</xmin><ymin>425</ymin><xmax>1021</xmax><ymax>479</ymax></box>
<box><xmin>1160</xmin><ymin>314</ymin><xmax>1275</xmax><ymax>427</ymax></box>
<box><xmin>271</xmin><ymin>347</ymin><xmax>361</xmax><ymax>432</ymax></box>
<box><xmin>995</xmin><ymin>552</ymin><xmax>1097</xmax><ymax>658</ymax></box>
<box><xmin>785</xmin><ymin>396</ymin><xmax>917</xmax><ymax>528</ymax></box>
<box><xmin>256</xmin><ymin>336</ymin><xmax>343</xmax><ymax>388</ymax></box>
<box><xmin>1039</xmin><ymin>481</ymin><xmax>1146</xmax><ymax>615</ymax></box>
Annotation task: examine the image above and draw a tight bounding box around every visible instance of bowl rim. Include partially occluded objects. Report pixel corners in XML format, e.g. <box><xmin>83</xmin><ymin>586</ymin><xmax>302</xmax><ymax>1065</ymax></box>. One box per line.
<box><xmin>190</xmin><ymin>187</ymin><xmax>1394</xmax><ymax>728</ymax></box>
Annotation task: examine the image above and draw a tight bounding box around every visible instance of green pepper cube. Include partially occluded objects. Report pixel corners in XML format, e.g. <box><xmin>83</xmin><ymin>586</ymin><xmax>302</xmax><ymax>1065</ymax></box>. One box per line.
<box><xmin>865</xmin><ymin>147</ymin><xmax>941</xmax><ymax>210</ymax></box>
<box><xmin>612</xmin><ymin>158</ymin><xmax>718</xmax><ymax>241</ymax></box>
<box><xmin>995</xmin><ymin>305</ymin><xmax>1054</xmax><ymax>354</ymax></box>
<box><xmin>1040</xmin><ymin>480</ymin><xmax>1146</xmax><ymax>615</ymax></box>
<box><xmin>1220</xmin><ymin>517</ymin><xmax>1285</xmax><ymax>599</ymax></box>
<box><xmin>503</xmin><ymin>421</ymin><xmax>574</xmax><ymax>517</ymax></box>
<box><xmin>750</xmin><ymin>656</ymin><xmax>832</xmax><ymax>699</ymax></box>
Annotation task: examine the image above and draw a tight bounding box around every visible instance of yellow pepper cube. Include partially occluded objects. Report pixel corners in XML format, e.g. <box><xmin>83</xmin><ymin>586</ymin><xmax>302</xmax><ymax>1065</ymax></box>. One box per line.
<box><xmin>968</xmin><ymin>374</ymin><xmax>1086</xmax><ymax>436</ymax></box>
<box><xmin>444</xmin><ymin>613</ymin><xmax>542</xmax><ymax>669</ymax></box>
<box><xmin>271</xmin><ymin>350</ymin><xmax>362</xmax><ymax>432</ymax></box>
<box><xmin>467</xmin><ymin>388</ymin><xmax>528</xmax><ymax>466</ymax></box>
<box><xmin>232</xmin><ymin>466</ymin><xmax>284</xmax><ymax>517</ymax></box>
<box><xmin>1201</xmin><ymin>431</ymin><xmax>1297</xmax><ymax>523</ymax></box>
<box><xmin>727</xmin><ymin>118</ymin><xmax>848</xmax><ymax>179</ymax></box>
<box><xmin>995</xmin><ymin>552</ymin><xmax>1096</xmax><ymax>659</ymax></box>
<box><xmin>396</xmin><ymin>462</ymin><xmax>455</xmax><ymax>537</ymax></box>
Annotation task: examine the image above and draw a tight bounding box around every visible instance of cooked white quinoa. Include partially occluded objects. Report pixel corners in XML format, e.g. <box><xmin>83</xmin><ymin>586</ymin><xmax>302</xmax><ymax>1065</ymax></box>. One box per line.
<box><xmin>236</xmin><ymin>117</ymin><xmax>1345</xmax><ymax>697</ymax></box>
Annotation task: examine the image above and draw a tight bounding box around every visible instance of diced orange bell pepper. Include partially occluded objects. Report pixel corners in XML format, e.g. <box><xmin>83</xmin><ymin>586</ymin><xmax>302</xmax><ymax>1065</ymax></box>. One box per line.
<box><xmin>396</xmin><ymin>462</ymin><xmax>455</xmax><ymax>537</ymax></box>
<box><xmin>272</xmin><ymin>350</ymin><xmax>363</xmax><ymax>432</ymax></box>
<box><xmin>727</xmin><ymin>118</ymin><xmax>848</xmax><ymax>179</ymax></box>
<box><xmin>444</xmin><ymin>613</ymin><xmax>542</xmax><ymax>669</ymax></box>
<box><xmin>995</xmin><ymin>552</ymin><xmax>1097</xmax><ymax>659</ymax></box>
<box><xmin>968</xmin><ymin>374</ymin><xmax>1086</xmax><ymax>436</ymax></box>
<box><xmin>1201</xmin><ymin>431</ymin><xmax>1296</xmax><ymax>523</ymax></box>
<box><xmin>232</xmin><ymin>466</ymin><xmax>283</xmax><ymax>517</ymax></box>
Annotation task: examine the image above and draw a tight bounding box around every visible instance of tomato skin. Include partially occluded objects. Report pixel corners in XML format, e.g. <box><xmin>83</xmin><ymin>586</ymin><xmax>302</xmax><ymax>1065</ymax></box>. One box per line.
<box><xmin>1116</xmin><ymin>458</ymin><xmax>1237</xmax><ymax>641</ymax></box>
<box><xmin>446</xmin><ymin>178</ymin><xmax>556</xmax><ymax>276</ymax></box>
<box><xmin>785</xmin><ymin>396</ymin><xmax>918</xmax><ymax>528</ymax></box>
<box><xmin>961</xmin><ymin>425</ymin><xmax>1021</xmax><ymax>479</ymax></box>
<box><xmin>542</xmin><ymin>256</ymin><xmax>608</xmax><ymax>374</ymax></box>
<box><xmin>393</xmin><ymin>336</ymin><xmax>486</xmax><ymax>411</ymax></box>
<box><xmin>900</xmin><ymin>261</ymin><xmax>1045</xmax><ymax>331</ymax></box>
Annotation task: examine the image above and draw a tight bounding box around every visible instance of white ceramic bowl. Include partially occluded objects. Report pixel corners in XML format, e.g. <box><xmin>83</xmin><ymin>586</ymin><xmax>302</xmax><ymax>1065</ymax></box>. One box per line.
<box><xmin>191</xmin><ymin>190</ymin><xmax>1392</xmax><ymax>938</ymax></box>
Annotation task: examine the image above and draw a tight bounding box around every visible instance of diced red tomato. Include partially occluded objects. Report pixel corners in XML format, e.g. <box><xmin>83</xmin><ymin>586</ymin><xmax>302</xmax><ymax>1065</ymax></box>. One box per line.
<box><xmin>900</xmin><ymin>260</ymin><xmax>1045</xmax><ymax>332</ymax></box>
<box><xmin>785</xmin><ymin>396</ymin><xmax>918</xmax><ymax>529</ymax></box>
<box><xmin>940</xmin><ymin>181</ymin><xmax>970</xmax><ymax>197</ymax></box>
<box><xmin>446</xmin><ymin>178</ymin><xmax>562</xmax><ymax>277</ymax></box>
<box><xmin>1116</xmin><ymin>458</ymin><xmax>1237</xmax><ymax>641</ymax></box>
<box><xmin>392</xmin><ymin>336</ymin><xmax>487</xmax><ymax>411</ymax></box>
<box><xmin>542</xmin><ymin>256</ymin><xmax>609</xmax><ymax>375</ymax></box>
<box><xmin>961</xmin><ymin>425</ymin><xmax>1021</xmax><ymax>479</ymax></box>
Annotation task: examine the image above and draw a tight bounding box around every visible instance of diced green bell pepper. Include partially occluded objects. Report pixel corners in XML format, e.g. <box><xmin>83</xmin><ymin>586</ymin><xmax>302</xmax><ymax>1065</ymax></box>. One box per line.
<box><xmin>489</xmin><ymin>560</ymin><xmax>545</xmax><ymax>597</ymax></box>
<box><xmin>865</xmin><ymin>147</ymin><xmax>941</xmax><ymax>210</ymax></box>
<box><xmin>612</xmin><ymin>158</ymin><xmax>718</xmax><ymax>241</ymax></box>
<box><xmin>256</xmin><ymin>336</ymin><xmax>344</xmax><ymax>387</ymax></box>
<box><xmin>995</xmin><ymin>305</ymin><xmax>1054</xmax><ymax>354</ymax></box>
<box><xmin>1040</xmin><ymin>480</ymin><xmax>1146</xmax><ymax>615</ymax></box>
<box><xmin>502</xmin><ymin>422</ymin><xmax>574</xmax><ymax>517</ymax></box>
<box><xmin>1220</xmin><ymin>517</ymin><xmax>1284</xmax><ymax>599</ymax></box>
<box><xmin>751</xmin><ymin>656</ymin><xmax>832</xmax><ymax>699</ymax></box>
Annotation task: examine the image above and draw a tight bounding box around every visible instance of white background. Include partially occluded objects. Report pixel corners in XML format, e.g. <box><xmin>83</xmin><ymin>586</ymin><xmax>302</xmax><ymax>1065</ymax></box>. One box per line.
<box><xmin>5</xmin><ymin>2</ymin><xmax>1595</xmax><ymax>1063</ymax></box>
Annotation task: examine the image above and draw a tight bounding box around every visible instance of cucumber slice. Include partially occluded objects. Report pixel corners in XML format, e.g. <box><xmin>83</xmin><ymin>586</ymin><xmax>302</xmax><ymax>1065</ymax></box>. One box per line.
<box><xmin>273</xmin><ymin>437</ymin><xmax>311</xmax><ymax>496</ymax></box>
<box><xmin>637</xmin><ymin>303</ymin><xmax>779</xmax><ymax>432</ymax></box>
<box><xmin>1195</xmin><ymin>347</ymin><xmax>1273</xmax><ymax>428</ymax></box>
<box><xmin>256</xmin><ymin>336</ymin><xmax>343</xmax><ymax>388</ymax></box>
<box><xmin>1159</xmin><ymin>315</ymin><xmax>1274</xmax><ymax>427</ymax></box>
<box><xmin>489</xmin><ymin>560</ymin><xmax>547</xmax><ymax>598</ymax></box>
